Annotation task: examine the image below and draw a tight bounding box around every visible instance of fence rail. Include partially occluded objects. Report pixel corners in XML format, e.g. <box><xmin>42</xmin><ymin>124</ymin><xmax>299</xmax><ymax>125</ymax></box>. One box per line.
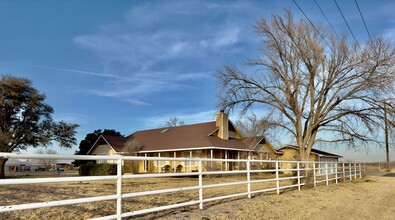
<box><xmin>0</xmin><ymin>153</ymin><xmax>364</xmax><ymax>219</ymax></box>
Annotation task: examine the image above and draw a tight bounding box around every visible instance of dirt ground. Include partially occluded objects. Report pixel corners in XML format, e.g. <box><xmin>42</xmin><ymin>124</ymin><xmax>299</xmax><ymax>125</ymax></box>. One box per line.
<box><xmin>171</xmin><ymin>176</ymin><xmax>395</xmax><ymax>220</ymax></box>
<box><xmin>1</xmin><ymin>174</ymin><xmax>394</xmax><ymax>220</ymax></box>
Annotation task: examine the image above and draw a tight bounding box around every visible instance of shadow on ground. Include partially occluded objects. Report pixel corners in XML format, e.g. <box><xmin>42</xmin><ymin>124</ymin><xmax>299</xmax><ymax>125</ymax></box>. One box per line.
<box><xmin>368</xmin><ymin>172</ymin><xmax>395</xmax><ymax>177</ymax></box>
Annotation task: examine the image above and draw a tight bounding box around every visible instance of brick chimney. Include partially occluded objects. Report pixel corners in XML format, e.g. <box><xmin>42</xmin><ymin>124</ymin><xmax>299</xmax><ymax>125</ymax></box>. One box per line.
<box><xmin>216</xmin><ymin>110</ymin><xmax>229</xmax><ymax>140</ymax></box>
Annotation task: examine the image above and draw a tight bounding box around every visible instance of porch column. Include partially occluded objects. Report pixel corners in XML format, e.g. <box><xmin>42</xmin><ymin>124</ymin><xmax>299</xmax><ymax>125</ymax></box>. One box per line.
<box><xmin>190</xmin><ymin>150</ymin><xmax>192</xmax><ymax>172</ymax></box>
<box><xmin>174</xmin><ymin>152</ymin><xmax>176</xmax><ymax>173</ymax></box>
<box><xmin>221</xmin><ymin>150</ymin><xmax>223</xmax><ymax>171</ymax></box>
<box><xmin>210</xmin><ymin>149</ymin><xmax>213</xmax><ymax>171</ymax></box>
<box><xmin>225</xmin><ymin>150</ymin><xmax>228</xmax><ymax>171</ymax></box>
<box><xmin>144</xmin><ymin>153</ymin><xmax>147</xmax><ymax>173</ymax></box>
<box><xmin>157</xmin><ymin>152</ymin><xmax>161</xmax><ymax>174</ymax></box>
<box><xmin>237</xmin><ymin>151</ymin><xmax>240</xmax><ymax>169</ymax></box>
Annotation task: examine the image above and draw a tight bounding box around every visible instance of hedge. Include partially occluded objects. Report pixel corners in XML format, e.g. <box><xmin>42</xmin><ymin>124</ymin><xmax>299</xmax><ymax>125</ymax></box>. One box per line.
<box><xmin>78</xmin><ymin>163</ymin><xmax>117</xmax><ymax>176</ymax></box>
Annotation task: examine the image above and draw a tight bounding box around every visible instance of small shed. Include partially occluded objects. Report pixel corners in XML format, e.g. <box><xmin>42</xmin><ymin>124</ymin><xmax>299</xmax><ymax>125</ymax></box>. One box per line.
<box><xmin>278</xmin><ymin>145</ymin><xmax>343</xmax><ymax>174</ymax></box>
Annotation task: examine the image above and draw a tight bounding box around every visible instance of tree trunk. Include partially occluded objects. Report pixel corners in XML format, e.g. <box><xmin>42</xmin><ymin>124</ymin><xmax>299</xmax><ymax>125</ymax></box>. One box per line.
<box><xmin>0</xmin><ymin>158</ymin><xmax>8</xmax><ymax>179</ymax></box>
<box><xmin>303</xmin><ymin>166</ymin><xmax>314</xmax><ymax>187</ymax></box>
<box><xmin>296</xmin><ymin>150</ymin><xmax>315</xmax><ymax>187</ymax></box>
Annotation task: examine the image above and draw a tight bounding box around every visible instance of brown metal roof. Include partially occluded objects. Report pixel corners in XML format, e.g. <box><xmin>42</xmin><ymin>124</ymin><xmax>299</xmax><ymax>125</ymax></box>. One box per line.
<box><xmin>90</xmin><ymin>122</ymin><xmax>271</xmax><ymax>153</ymax></box>
<box><xmin>127</xmin><ymin>122</ymin><xmax>262</xmax><ymax>152</ymax></box>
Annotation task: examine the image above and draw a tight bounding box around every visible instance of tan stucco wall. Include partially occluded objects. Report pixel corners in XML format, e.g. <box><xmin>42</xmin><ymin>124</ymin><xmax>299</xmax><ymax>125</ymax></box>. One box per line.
<box><xmin>280</xmin><ymin>148</ymin><xmax>317</xmax><ymax>161</ymax></box>
<box><xmin>89</xmin><ymin>144</ymin><xmax>119</xmax><ymax>164</ymax></box>
<box><xmin>90</xmin><ymin>144</ymin><xmax>117</xmax><ymax>155</ymax></box>
<box><xmin>255</xmin><ymin>144</ymin><xmax>282</xmax><ymax>160</ymax></box>
<box><xmin>280</xmin><ymin>148</ymin><xmax>318</xmax><ymax>174</ymax></box>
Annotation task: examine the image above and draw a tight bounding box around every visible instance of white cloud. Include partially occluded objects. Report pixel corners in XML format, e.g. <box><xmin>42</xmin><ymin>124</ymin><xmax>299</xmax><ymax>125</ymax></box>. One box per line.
<box><xmin>81</xmin><ymin>70</ymin><xmax>210</xmax><ymax>100</ymax></box>
<box><xmin>53</xmin><ymin>113</ymin><xmax>88</xmax><ymax>125</ymax></box>
<box><xmin>33</xmin><ymin>65</ymin><xmax>122</xmax><ymax>79</ymax></box>
<box><xmin>168</xmin><ymin>41</ymin><xmax>188</xmax><ymax>57</ymax></box>
<box><xmin>123</xmin><ymin>98</ymin><xmax>151</xmax><ymax>106</ymax></box>
<box><xmin>71</xmin><ymin>0</ymin><xmax>260</xmax><ymax>105</ymax></box>
<box><xmin>143</xmin><ymin>109</ymin><xmax>217</xmax><ymax>128</ymax></box>
<box><xmin>384</xmin><ymin>27</ymin><xmax>395</xmax><ymax>44</ymax></box>
<box><xmin>213</xmin><ymin>26</ymin><xmax>240</xmax><ymax>47</ymax></box>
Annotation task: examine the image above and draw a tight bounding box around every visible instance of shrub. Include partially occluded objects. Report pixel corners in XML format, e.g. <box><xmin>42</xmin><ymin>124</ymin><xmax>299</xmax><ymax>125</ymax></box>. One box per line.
<box><xmin>79</xmin><ymin>163</ymin><xmax>117</xmax><ymax>176</ymax></box>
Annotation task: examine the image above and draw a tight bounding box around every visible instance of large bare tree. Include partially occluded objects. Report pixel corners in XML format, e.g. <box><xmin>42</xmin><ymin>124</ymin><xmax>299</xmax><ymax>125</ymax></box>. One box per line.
<box><xmin>218</xmin><ymin>10</ymin><xmax>395</xmax><ymax>161</ymax></box>
<box><xmin>235</xmin><ymin>112</ymin><xmax>284</xmax><ymax>148</ymax></box>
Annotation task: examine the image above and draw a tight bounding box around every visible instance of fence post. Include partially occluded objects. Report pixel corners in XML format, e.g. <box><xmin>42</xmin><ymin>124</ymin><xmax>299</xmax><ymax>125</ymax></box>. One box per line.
<box><xmin>354</xmin><ymin>163</ymin><xmax>357</xmax><ymax>179</ymax></box>
<box><xmin>342</xmin><ymin>162</ymin><xmax>345</xmax><ymax>182</ymax></box>
<box><xmin>359</xmin><ymin>163</ymin><xmax>362</xmax><ymax>178</ymax></box>
<box><xmin>335</xmin><ymin>163</ymin><xmax>338</xmax><ymax>184</ymax></box>
<box><xmin>349</xmin><ymin>163</ymin><xmax>352</xmax><ymax>181</ymax></box>
<box><xmin>198</xmin><ymin>160</ymin><xmax>203</xmax><ymax>210</ymax></box>
<box><xmin>276</xmin><ymin>161</ymin><xmax>280</xmax><ymax>195</ymax></box>
<box><xmin>313</xmin><ymin>162</ymin><xmax>316</xmax><ymax>187</ymax></box>
<box><xmin>247</xmin><ymin>153</ymin><xmax>251</xmax><ymax>198</ymax></box>
<box><xmin>116</xmin><ymin>158</ymin><xmax>122</xmax><ymax>220</ymax></box>
<box><xmin>325</xmin><ymin>162</ymin><xmax>329</xmax><ymax>186</ymax></box>
<box><xmin>379</xmin><ymin>163</ymin><xmax>381</xmax><ymax>172</ymax></box>
<box><xmin>297</xmin><ymin>161</ymin><xmax>300</xmax><ymax>191</ymax></box>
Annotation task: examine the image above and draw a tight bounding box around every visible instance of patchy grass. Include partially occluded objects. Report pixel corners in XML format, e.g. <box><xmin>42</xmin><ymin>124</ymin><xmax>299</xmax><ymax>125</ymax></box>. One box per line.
<box><xmin>1</xmin><ymin>174</ymin><xmax>393</xmax><ymax>219</ymax></box>
<box><xmin>171</xmin><ymin>176</ymin><xmax>395</xmax><ymax>220</ymax></box>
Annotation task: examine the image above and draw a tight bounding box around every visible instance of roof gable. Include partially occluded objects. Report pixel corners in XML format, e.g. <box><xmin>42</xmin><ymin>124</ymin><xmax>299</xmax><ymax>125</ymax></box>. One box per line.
<box><xmin>87</xmin><ymin>135</ymin><xmax>127</xmax><ymax>154</ymax></box>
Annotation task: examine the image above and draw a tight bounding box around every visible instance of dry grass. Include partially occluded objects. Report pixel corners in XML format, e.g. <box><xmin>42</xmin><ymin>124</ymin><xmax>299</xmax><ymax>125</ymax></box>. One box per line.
<box><xmin>173</xmin><ymin>176</ymin><xmax>395</xmax><ymax>220</ymax></box>
<box><xmin>1</xmin><ymin>173</ymin><xmax>394</xmax><ymax>220</ymax></box>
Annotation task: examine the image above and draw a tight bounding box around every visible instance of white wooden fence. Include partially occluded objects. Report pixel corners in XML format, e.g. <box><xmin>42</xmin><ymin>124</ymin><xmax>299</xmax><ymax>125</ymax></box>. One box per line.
<box><xmin>0</xmin><ymin>153</ymin><xmax>363</xmax><ymax>220</ymax></box>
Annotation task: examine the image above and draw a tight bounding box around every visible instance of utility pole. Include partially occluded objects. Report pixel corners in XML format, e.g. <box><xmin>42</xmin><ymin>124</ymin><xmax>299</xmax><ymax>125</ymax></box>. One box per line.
<box><xmin>384</xmin><ymin>101</ymin><xmax>390</xmax><ymax>172</ymax></box>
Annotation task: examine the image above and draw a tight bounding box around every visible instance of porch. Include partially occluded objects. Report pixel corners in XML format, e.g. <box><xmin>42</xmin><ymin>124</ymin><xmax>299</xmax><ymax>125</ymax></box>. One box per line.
<box><xmin>124</xmin><ymin>149</ymin><xmax>279</xmax><ymax>174</ymax></box>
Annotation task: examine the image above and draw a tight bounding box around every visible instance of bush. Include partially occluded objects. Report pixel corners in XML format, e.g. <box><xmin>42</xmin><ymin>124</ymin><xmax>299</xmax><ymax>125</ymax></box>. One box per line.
<box><xmin>79</xmin><ymin>163</ymin><xmax>117</xmax><ymax>176</ymax></box>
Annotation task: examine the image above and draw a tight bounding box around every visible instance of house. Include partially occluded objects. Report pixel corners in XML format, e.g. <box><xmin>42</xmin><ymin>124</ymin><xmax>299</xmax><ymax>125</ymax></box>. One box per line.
<box><xmin>5</xmin><ymin>160</ymin><xmax>32</xmax><ymax>172</ymax></box>
<box><xmin>87</xmin><ymin>111</ymin><xmax>283</xmax><ymax>173</ymax></box>
<box><xmin>278</xmin><ymin>145</ymin><xmax>343</xmax><ymax>174</ymax></box>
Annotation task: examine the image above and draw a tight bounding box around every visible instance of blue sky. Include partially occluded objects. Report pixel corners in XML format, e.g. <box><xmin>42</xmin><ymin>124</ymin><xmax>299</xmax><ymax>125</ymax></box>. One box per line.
<box><xmin>1</xmin><ymin>0</ymin><xmax>395</xmax><ymax>161</ymax></box>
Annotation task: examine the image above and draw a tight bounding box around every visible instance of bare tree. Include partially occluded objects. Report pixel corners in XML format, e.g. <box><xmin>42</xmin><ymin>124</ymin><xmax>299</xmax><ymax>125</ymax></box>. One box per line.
<box><xmin>218</xmin><ymin>10</ymin><xmax>395</xmax><ymax>161</ymax></box>
<box><xmin>235</xmin><ymin>112</ymin><xmax>284</xmax><ymax>148</ymax></box>
<box><xmin>123</xmin><ymin>137</ymin><xmax>143</xmax><ymax>173</ymax></box>
<box><xmin>164</xmin><ymin>117</ymin><xmax>185</xmax><ymax>127</ymax></box>
<box><xmin>33</xmin><ymin>149</ymin><xmax>58</xmax><ymax>170</ymax></box>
